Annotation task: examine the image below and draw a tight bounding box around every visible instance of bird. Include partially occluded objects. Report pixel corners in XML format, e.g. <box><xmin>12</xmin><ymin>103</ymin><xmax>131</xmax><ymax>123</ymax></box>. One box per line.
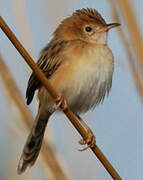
<box><xmin>17</xmin><ymin>8</ymin><xmax>120</xmax><ymax>174</ymax></box>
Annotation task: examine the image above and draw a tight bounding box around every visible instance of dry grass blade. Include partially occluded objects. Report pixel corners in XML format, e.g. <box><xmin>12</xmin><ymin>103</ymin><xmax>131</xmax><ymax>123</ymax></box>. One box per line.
<box><xmin>118</xmin><ymin>0</ymin><xmax>143</xmax><ymax>72</ymax></box>
<box><xmin>110</xmin><ymin>0</ymin><xmax>143</xmax><ymax>100</ymax></box>
<box><xmin>0</xmin><ymin>16</ymin><xmax>122</xmax><ymax>180</ymax></box>
<box><xmin>10</xmin><ymin>0</ymin><xmax>35</xmax><ymax>56</ymax></box>
<box><xmin>0</xmin><ymin>57</ymin><xmax>69</xmax><ymax>180</ymax></box>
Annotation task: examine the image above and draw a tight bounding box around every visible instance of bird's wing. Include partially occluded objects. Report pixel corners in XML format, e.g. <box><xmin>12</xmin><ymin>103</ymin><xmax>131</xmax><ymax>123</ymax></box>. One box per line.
<box><xmin>26</xmin><ymin>40</ymin><xmax>68</xmax><ymax>105</ymax></box>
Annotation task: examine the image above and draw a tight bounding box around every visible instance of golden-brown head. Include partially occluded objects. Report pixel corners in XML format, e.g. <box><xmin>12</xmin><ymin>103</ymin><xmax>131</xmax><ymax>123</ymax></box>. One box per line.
<box><xmin>54</xmin><ymin>8</ymin><xmax>120</xmax><ymax>44</ymax></box>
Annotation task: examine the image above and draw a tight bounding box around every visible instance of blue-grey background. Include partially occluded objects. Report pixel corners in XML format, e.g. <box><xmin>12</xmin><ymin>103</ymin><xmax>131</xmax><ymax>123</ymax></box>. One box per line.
<box><xmin>0</xmin><ymin>0</ymin><xmax>143</xmax><ymax>179</ymax></box>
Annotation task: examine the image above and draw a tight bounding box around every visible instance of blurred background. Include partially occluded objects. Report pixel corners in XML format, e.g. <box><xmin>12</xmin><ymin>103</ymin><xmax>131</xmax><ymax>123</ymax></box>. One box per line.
<box><xmin>0</xmin><ymin>0</ymin><xmax>143</xmax><ymax>179</ymax></box>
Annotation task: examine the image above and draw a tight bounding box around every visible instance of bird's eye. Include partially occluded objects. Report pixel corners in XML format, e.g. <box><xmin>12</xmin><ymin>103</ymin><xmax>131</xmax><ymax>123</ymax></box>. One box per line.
<box><xmin>85</xmin><ymin>26</ymin><xmax>92</xmax><ymax>32</ymax></box>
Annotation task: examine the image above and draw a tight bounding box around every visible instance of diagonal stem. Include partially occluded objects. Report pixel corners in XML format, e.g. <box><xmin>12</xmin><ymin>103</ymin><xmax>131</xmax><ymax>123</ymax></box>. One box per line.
<box><xmin>0</xmin><ymin>16</ymin><xmax>122</xmax><ymax>180</ymax></box>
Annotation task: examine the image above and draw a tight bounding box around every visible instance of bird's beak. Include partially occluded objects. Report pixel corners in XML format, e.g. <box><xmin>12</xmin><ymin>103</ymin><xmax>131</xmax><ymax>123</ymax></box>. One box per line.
<box><xmin>104</xmin><ymin>23</ymin><xmax>120</xmax><ymax>32</ymax></box>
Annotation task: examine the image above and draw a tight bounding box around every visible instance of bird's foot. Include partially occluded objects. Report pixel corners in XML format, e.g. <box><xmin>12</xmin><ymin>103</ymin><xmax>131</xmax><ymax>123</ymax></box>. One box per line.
<box><xmin>76</xmin><ymin>115</ymin><xmax>96</xmax><ymax>151</ymax></box>
<box><xmin>52</xmin><ymin>93</ymin><xmax>68</xmax><ymax>112</ymax></box>
<box><xmin>78</xmin><ymin>128</ymin><xmax>96</xmax><ymax>151</ymax></box>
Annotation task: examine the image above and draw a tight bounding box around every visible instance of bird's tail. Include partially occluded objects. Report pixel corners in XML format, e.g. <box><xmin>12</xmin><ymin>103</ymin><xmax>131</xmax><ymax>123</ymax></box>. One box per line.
<box><xmin>17</xmin><ymin>107</ymin><xmax>51</xmax><ymax>174</ymax></box>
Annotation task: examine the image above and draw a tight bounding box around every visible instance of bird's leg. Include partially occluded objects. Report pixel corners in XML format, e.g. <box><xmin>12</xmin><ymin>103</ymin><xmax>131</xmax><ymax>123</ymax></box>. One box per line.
<box><xmin>76</xmin><ymin>114</ymin><xmax>96</xmax><ymax>151</ymax></box>
<box><xmin>52</xmin><ymin>93</ymin><xmax>68</xmax><ymax>112</ymax></box>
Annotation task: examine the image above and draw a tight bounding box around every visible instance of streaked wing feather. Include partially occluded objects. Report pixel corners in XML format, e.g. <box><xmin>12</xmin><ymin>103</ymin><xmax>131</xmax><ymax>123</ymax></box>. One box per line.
<box><xmin>26</xmin><ymin>40</ymin><xmax>67</xmax><ymax>105</ymax></box>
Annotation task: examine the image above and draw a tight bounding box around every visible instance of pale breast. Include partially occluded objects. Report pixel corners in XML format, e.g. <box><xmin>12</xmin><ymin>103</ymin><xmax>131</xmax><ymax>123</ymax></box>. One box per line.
<box><xmin>63</xmin><ymin>45</ymin><xmax>114</xmax><ymax>114</ymax></box>
<box><xmin>41</xmin><ymin>44</ymin><xmax>114</xmax><ymax>114</ymax></box>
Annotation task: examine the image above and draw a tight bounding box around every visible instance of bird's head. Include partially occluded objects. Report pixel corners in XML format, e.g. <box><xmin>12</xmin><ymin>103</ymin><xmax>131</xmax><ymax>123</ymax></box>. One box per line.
<box><xmin>54</xmin><ymin>8</ymin><xmax>120</xmax><ymax>44</ymax></box>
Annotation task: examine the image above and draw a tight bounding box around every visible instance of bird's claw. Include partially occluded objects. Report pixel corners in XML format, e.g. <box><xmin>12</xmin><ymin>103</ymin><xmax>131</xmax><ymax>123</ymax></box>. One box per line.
<box><xmin>78</xmin><ymin>130</ymin><xmax>96</xmax><ymax>151</ymax></box>
<box><xmin>76</xmin><ymin>115</ymin><xmax>96</xmax><ymax>151</ymax></box>
<box><xmin>52</xmin><ymin>93</ymin><xmax>68</xmax><ymax>112</ymax></box>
